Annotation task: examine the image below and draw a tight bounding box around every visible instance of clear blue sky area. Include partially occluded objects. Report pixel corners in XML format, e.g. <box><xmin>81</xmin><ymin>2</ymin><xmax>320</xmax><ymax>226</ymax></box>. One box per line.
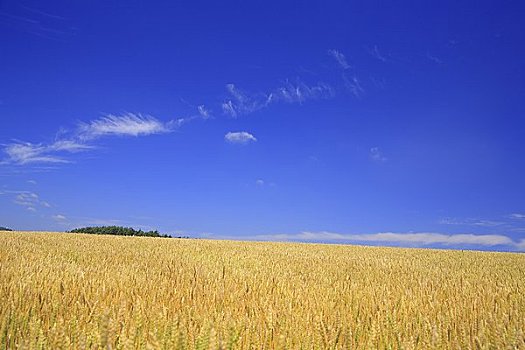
<box><xmin>1</xmin><ymin>0</ymin><xmax>525</xmax><ymax>251</ymax></box>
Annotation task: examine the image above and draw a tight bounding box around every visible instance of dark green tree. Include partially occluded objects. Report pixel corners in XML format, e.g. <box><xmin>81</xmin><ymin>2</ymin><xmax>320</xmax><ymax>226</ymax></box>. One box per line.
<box><xmin>69</xmin><ymin>226</ymin><xmax>172</xmax><ymax>238</ymax></box>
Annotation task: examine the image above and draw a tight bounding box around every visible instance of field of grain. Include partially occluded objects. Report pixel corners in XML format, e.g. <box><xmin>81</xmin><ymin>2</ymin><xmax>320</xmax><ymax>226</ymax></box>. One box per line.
<box><xmin>1</xmin><ymin>231</ymin><xmax>524</xmax><ymax>349</ymax></box>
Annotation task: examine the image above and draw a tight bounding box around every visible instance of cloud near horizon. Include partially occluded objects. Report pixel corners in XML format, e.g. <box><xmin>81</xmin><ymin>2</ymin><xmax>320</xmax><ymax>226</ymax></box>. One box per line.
<box><xmin>52</xmin><ymin>214</ymin><xmax>67</xmax><ymax>221</ymax></box>
<box><xmin>439</xmin><ymin>217</ymin><xmax>505</xmax><ymax>227</ymax></box>
<box><xmin>253</xmin><ymin>231</ymin><xmax>525</xmax><ymax>251</ymax></box>
<box><xmin>509</xmin><ymin>213</ymin><xmax>525</xmax><ymax>219</ymax></box>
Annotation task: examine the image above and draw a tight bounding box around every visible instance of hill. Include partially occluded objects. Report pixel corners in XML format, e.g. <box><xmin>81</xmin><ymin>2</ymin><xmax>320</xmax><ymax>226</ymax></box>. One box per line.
<box><xmin>1</xmin><ymin>231</ymin><xmax>524</xmax><ymax>348</ymax></box>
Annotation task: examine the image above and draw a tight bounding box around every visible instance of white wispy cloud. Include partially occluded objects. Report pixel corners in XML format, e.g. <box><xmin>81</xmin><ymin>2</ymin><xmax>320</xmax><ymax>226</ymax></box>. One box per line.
<box><xmin>368</xmin><ymin>45</ymin><xmax>387</xmax><ymax>62</ymax></box>
<box><xmin>78</xmin><ymin>113</ymin><xmax>173</xmax><ymax>140</ymax></box>
<box><xmin>52</xmin><ymin>214</ymin><xmax>67</xmax><ymax>221</ymax></box>
<box><xmin>344</xmin><ymin>76</ymin><xmax>365</xmax><ymax>98</ymax></box>
<box><xmin>175</xmin><ymin>105</ymin><xmax>213</xmax><ymax>126</ymax></box>
<box><xmin>222</xmin><ymin>84</ymin><xmax>268</xmax><ymax>117</ymax></box>
<box><xmin>222</xmin><ymin>100</ymin><xmax>237</xmax><ymax>117</ymax></box>
<box><xmin>3</xmin><ymin>142</ymin><xmax>66</xmax><ymax>164</ymax></box>
<box><xmin>13</xmin><ymin>192</ymin><xmax>38</xmax><ymax>207</ymax></box>
<box><xmin>13</xmin><ymin>191</ymin><xmax>51</xmax><ymax>211</ymax></box>
<box><xmin>509</xmin><ymin>213</ymin><xmax>525</xmax><ymax>219</ymax></box>
<box><xmin>224</xmin><ymin>131</ymin><xmax>257</xmax><ymax>144</ymax></box>
<box><xmin>0</xmin><ymin>5</ymin><xmax>73</xmax><ymax>41</ymax></box>
<box><xmin>371</xmin><ymin>77</ymin><xmax>387</xmax><ymax>90</ymax></box>
<box><xmin>222</xmin><ymin>80</ymin><xmax>333</xmax><ymax>117</ymax></box>
<box><xmin>254</xmin><ymin>179</ymin><xmax>275</xmax><ymax>187</ymax></box>
<box><xmin>370</xmin><ymin>147</ymin><xmax>386</xmax><ymax>162</ymax></box>
<box><xmin>270</xmin><ymin>80</ymin><xmax>333</xmax><ymax>104</ymax></box>
<box><xmin>2</xmin><ymin>140</ymin><xmax>92</xmax><ymax>165</ymax></box>
<box><xmin>439</xmin><ymin>218</ymin><xmax>505</xmax><ymax>227</ymax></box>
<box><xmin>3</xmin><ymin>113</ymin><xmax>177</xmax><ymax>165</ymax></box>
<box><xmin>426</xmin><ymin>52</ymin><xmax>443</xmax><ymax>64</ymax></box>
<box><xmin>50</xmin><ymin>140</ymin><xmax>93</xmax><ymax>152</ymax></box>
<box><xmin>328</xmin><ymin>49</ymin><xmax>351</xmax><ymax>69</ymax></box>
<box><xmin>254</xmin><ymin>231</ymin><xmax>525</xmax><ymax>250</ymax></box>
<box><xmin>197</xmin><ymin>105</ymin><xmax>210</xmax><ymax>119</ymax></box>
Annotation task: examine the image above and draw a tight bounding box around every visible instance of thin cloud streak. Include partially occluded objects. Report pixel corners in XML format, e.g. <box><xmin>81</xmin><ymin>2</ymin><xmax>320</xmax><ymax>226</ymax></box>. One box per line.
<box><xmin>3</xmin><ymin>143</ymin><xmax>68</xmax><ymax>165</ymax></box>
<box><xmin>2</xmin><ymin>113</ymin><xmax>179</xmax><ymax>165</ymax></box>
<box><xmin>78</xmin><ymin>113</ymin><xmax>173</xmax><ymax>140</ymax></box>
<box><xmin>328</xmin><ymin>49</ymin><xmax>351</xmax><ymax>69</ymax></box>
<box><xmin>175</xmin><ymin>105</ymin><xmax>212</xmax><ymax>127</ymax></box>
<box><xmin>368</xmin><ymin>45</ymin><xmax>387</xmax><ymax>62</ymax></box>
<box><xmin>0</xmin><ymin>5</ymin><xmax>73</xmax><ymax>41</ymax></box>
<box><xmin>222</xmin><ymin>100</ymin><xmax>237</xmax><ymax>117</ymax></box>
<box><xmin>370</xmin><ymin>147</ymin><xmax>387</xmax><ymax>162</ymax></box>
<box><xmin>253</xmin><ymin>231</ymin><xmax>525</xmax><ymax>251</ymax></box>
<box><xmin>222</xmin><ymin>84</ymin><xmax>268</xmax><ymax>117</ymax></box>
<box><xmin>197</xmin><ymin>105</ymin><xmax>210</xmax><ymax>119</ymax></box>
<box><xmin>509</xmin><ymin>213</ymin><xmax>525</xmax><ymax>219</ymax></box>
<box><xmin>426</xmin><ymin>52</ymin><xmax>443</xmax><ymax>64</ymax></box>
<box><xmin>270</xmin><ymin>80</ymin><xmax>333</xmax><ymax>104</ymax></box>
<box><xmin>52</xmin><ymin>214</ymin><xmax>67</xmax><ymax>221</ymax></box>
<box><xmin>439</xmin><ymin>218</ymin><xmax>505</xmax><ymax>227</ymax></box>
<box><xmin>2</xmin><ymin>140</ymin><xmax>92</xmax><ymax>165</ymax></box>
<box><xmin>18</xmin><ymin>4</ymin><xmax>66</xmax><ymax>20</ymax></box>
<box><xmin>222</xmin><ymin>80</ymin><xmax>333</xmax><ymax>117</ymax></box>
<box><xmin>13</xmin><ymin>191</ymin><xmax>51</xmax><ymax>211</ymax></box>
<box><xmin>344</xmin><ymin>75</ymin><xmax>365</xmax><ymax>98</ymax></box>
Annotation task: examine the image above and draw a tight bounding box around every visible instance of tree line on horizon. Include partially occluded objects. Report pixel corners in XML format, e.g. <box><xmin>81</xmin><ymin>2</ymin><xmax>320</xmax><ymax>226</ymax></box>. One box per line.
<box><xmin>69</xmin><ymin>226</ymin><xmax>173</xmax><ymax>238</ymax></box>
<box><xmin>0</xmin><ymin>225</ymin><xmax>191</xmax><ymax>238</ymax></box>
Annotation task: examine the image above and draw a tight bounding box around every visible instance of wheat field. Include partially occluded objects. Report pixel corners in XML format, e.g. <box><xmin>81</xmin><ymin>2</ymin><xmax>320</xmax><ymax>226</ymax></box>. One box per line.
<box><xmin>0</xmin><ymin>231</ymin><xmax>524</xmax><ymax>349</ymax></box>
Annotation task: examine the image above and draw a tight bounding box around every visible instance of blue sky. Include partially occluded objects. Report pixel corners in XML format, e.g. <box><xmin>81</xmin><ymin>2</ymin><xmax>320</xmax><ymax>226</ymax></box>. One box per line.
<box><xmin>1</xmin><ymin>0</ymin><xmax>525</xmax><ymax>251</ymax></box>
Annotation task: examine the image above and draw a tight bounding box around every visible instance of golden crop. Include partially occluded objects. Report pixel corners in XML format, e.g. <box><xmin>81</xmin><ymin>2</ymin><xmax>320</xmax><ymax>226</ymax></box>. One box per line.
<box><xmin>1</xmin><ymin>231</ymin><xmax>524</xmax><ymax>349</ymax></box>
